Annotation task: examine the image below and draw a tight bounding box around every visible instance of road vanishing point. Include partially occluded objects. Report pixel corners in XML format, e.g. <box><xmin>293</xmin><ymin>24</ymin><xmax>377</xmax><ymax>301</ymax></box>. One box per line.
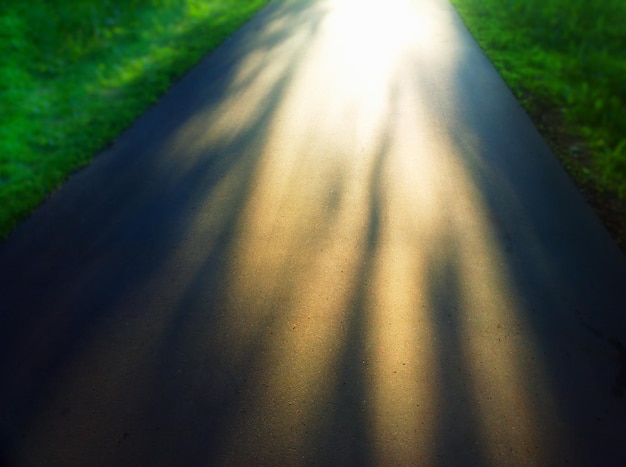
<box><xmin>1</xmin><ymin>0</ymin><xmax>626</xmax><ymax>465</ymax></box>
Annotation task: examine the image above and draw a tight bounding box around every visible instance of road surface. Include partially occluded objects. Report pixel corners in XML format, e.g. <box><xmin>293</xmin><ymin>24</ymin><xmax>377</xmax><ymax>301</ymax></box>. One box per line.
<box><xmin>1</xmin><ymin>0</ymin><xmax>626</xmax><ymax>465</ymax></box>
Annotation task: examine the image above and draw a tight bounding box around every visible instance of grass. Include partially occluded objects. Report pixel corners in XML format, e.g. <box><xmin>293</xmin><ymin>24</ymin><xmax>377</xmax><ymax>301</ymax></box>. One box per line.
<box><xmin>0</xmin><ymin>0</ymin><xmax>268</xmax><ymax>239</ymax></box>
<box><xmin>449</xmin><ymin>0</ymin><xmax>626</xmax><ymax>200</ymax></box>
<box><xmin>3</xmin><ymin>1</ymin><xmax>625</xmax><ymax>242</ymax></box>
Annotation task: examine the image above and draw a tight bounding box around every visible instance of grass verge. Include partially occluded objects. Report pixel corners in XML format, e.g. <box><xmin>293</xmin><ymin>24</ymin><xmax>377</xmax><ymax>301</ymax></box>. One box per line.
<box><xmin>0</xmin><ymin>0</ymin><xmax>268</xmax><ymax>239</ymax></box>
<box><xmin>450</xmin><ymin>0</ymin><xmax>626</xmax><ymax>251</ymax></box>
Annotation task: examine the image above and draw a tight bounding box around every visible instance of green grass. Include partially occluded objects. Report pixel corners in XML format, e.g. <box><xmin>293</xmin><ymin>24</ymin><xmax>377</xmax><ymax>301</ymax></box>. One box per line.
<box><xmin>450</xmin><ymin>0</ymin><xmax>626</xmax><ymax>199</ymax></box>
<box><xmin>4</xmin><ymin>1</ymin><xmax>624</xmax><ymax>241</ymax></box>
<box><xmin>0</xmin><ymin>0</ymin><xmax>268</xmax><ymax>239</ymax></box>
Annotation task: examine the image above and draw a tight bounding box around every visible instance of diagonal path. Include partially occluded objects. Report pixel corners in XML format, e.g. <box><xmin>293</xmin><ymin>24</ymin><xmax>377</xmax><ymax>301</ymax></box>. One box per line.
<box><xmin>1</xmin><ymin>0</ymin><xmax>626</xmax><ymax>464</ymax></box>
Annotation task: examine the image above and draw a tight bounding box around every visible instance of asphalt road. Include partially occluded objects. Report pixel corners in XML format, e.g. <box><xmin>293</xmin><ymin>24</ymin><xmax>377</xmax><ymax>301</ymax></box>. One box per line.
<box><xmin>2</xmin><ymin>0</ymin><xmax>626</xmax><ymax>465</ymax></box>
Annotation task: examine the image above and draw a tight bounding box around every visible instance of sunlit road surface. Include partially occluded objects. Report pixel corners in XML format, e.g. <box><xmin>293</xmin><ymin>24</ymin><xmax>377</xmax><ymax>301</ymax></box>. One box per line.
<box><xmin>1</xmin><ymin>0</ymin><xmax>626</xmax><ymax>465</ymax></box>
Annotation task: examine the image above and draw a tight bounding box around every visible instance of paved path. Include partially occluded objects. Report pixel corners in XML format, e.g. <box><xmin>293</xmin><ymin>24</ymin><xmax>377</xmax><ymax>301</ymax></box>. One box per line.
<box><xmin>2</xmin><ymin>0</ymin><xmax>626</xmax><ymax>465</ymax></box>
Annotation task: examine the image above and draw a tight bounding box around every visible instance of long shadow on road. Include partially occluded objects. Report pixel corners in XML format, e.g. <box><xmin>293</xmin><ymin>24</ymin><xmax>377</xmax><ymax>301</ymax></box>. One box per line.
<box><xmin>0</xmin><ymin>1</ymin><xmax>327</xmax><ymax>464</ymax></box>
<box><xmin>1</xmin><ymin>0</ymin><xmax>626</xmax><ymax>465</ymax></box>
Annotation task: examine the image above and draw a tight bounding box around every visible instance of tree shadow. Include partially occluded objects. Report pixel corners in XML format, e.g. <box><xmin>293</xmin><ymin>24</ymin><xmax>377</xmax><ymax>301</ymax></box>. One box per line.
<box><xmin>424</xmin><ymin>4</ymin><xmax>626</xmax><ymax>463</ymax></box>
<box><xmin>2</xmin><ymin>0</ymin><xmax>626</xmax><ymax>465</ymax></box>
<box><xmin>0</xmin><ymin>0</ymin><xmax>328</xmax><ymax>464</ymax></box>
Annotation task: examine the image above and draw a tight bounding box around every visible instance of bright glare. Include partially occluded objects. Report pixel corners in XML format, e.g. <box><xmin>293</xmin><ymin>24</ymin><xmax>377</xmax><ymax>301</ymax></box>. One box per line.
<box><xmin>327</xmin><ymin>0</ymin><xmax>438</xmax><ymax>77</ymax></box>
<box><xmin>19</xmin><ymin>1</ymin><xmax>560</xmax><ymax>465</ymax></box>
<box><xmin>204</xmin><ymin>0</ymin><xmax>555</xmax><ymax>464</ymax></box>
